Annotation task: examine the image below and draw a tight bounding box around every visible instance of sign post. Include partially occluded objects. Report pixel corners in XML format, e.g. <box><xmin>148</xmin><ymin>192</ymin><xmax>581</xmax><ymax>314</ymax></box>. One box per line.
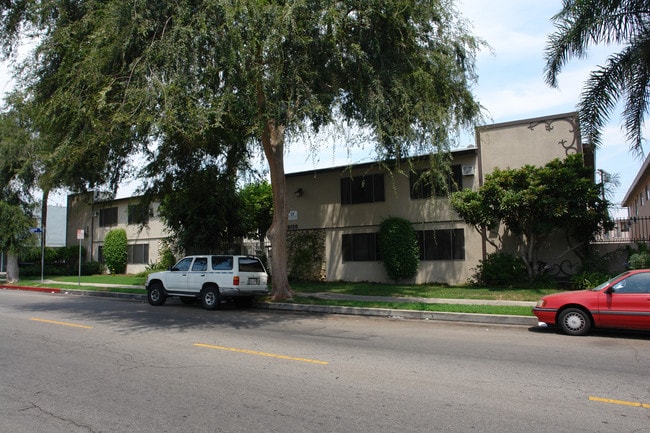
<box><xmin>76</xmin><ymin>229</ymin><xmax>84</xmax><ymax>285</ymax></box>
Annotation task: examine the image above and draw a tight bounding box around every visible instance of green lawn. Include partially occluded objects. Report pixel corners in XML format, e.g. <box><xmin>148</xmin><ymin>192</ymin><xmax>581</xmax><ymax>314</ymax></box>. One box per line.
<box><xmin>290</xmin><ymin>281</ymin><xmax>559</xmax><ymax>302</ymax></box>
<box><xmin>13</xmin><ymin>274</ymin><xmax>558</xmax><ymax>316</ymax></box>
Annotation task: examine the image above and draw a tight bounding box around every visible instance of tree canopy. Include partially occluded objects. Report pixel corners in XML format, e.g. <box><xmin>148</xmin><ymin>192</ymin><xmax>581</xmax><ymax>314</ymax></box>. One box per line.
<box><xmin>544</xmin><ymin>0</ymin><xmax>650</xmax><ymax>155</ymax></box>
<box><xmin>451</xmin><ymin>154</ymin><xmax>612</xmax><ymax>280</ymax></box>
<box><xmin>1</xmin><ymin>0</ymin><xmax>483</xmax><ymax>299</ymax></box>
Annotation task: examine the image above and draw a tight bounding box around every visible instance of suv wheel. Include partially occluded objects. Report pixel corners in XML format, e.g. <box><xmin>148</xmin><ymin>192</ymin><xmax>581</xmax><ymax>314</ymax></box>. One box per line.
<box><xmin>202</xmin><ymin>286</ymin><xmax>221</xmax><ymax>310</ymax></box>
<box><xmin>147</xmin><ymin>282</ymin><xmax>167</xmax><ymax>306</ymax></box>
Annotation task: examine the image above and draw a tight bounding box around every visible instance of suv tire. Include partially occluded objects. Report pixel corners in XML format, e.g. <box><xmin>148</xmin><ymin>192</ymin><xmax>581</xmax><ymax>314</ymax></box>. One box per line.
<box><xmin>147</xmin><ymin>282</ymin><xmax>167</xmax><ymax>306</ymax></box>
<box><xmin>202</xmin><ymin>286</ymin><xmax>221</xmax><ymax>310</ymax></box>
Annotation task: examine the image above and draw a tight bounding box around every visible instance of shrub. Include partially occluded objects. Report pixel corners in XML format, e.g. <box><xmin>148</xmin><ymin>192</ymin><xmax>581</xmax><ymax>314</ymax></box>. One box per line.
<box><xmin>103</xmin><ymin>229</ymin><xmax>128</xmax><ymax>274</ymax></box>
<box><xmin>379</xmin><ymin>217</ymin><xmax>419</xmax><ymax>282</ymax></box>
<box><xmin>569</xmin><ymin>271</ymin><xmax>611</xmax><ymax>290</ymax></box>
<box><xmin>287</xmin><ymin>229</ymin><xmax>325</xmax><ymax>281</ymax></box>
<box><xmin>472</xmin><ymin>253</ymin><xmax>527</xmax><ymax>286</ymax></box>
<box><xmin>628</xmin><ymin>252</ymin><xmax>650</xmax><ymax>269</ymax></box>
<box><xmin>81</xmin><ymin>261</ymin><xmax>105</xmax><ymax>275</ymax></box>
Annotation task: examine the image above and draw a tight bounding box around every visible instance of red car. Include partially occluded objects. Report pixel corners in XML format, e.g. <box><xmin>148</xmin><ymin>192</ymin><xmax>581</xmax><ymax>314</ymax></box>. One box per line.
<box><xmin>533</xmin><ymin>270</ymin><xmax>650</xmax><ymax>335</ymax></box>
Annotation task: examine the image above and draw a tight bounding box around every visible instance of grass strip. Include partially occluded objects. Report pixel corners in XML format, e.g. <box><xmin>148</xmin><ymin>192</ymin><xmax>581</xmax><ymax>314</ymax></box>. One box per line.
<box><xmin>289</xmin><ymin>296</ymin><xmax>535</xmax><ymax>316</ymax></box>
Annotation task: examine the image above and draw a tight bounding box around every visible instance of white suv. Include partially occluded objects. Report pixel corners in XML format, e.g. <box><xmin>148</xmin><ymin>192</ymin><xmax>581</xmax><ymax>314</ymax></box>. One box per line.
<box><xmin>145</xmin><ymin>255</ymin><xmax>269</xmax><ymax>310</ymax></box>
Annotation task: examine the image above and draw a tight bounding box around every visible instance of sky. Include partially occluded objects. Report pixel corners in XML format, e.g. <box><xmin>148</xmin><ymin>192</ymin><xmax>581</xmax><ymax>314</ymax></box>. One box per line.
<box><xmin>1</xmin><ymin>0</ymin><xmax>645</xmax><ymax>211</ymax></box>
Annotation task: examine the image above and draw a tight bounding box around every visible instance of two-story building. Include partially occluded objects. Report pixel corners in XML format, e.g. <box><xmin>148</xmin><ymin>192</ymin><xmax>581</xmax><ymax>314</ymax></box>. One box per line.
<box><xmin>285</xmin><ymin>112</ymin><xmax>589</xmax><ymax>285</ymax></box>
<box><xmin>620</xmin><ymin>153</ymin><xmax>650</xmax><ymax>241</ymax></box>
<box><xmin>66</xmin><ymin>112</ymin><xmax>589</xmax><ymax>281</ymax></box>
<box><xmin>66</xmin><ymin>192</ymin><xmax>168</xmax><ymax>274</ymax></box>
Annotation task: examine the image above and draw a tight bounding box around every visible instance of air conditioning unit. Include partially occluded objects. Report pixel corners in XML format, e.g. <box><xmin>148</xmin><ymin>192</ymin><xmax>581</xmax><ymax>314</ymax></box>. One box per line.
<box><xmin>461</xmin><ymin>165</ymin><xmax>475</xmax><ymax>176</ymax></box>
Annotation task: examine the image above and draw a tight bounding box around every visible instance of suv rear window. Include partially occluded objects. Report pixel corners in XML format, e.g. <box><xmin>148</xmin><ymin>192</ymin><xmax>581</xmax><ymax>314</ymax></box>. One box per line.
<box><xmin>239</xmin><ymin>257</ymin><xmax>265</xmax><ymax>272</ymax></box>
<box><xmin>211</xmin><ymin>256</ymin><xmax>233</xmax><ymax>270</ymax></box>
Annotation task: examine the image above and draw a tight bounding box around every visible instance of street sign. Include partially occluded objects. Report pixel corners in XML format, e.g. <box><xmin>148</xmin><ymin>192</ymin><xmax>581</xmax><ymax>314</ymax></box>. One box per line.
<box><xmin>29</xmin><ymin>227</ymin><xmax>43</xmax><ymax>234</ymax></box>
<box><xmin>76</xmin><ymin>229</ymin><xmax>85</xmax><ymax>240</ymax></box>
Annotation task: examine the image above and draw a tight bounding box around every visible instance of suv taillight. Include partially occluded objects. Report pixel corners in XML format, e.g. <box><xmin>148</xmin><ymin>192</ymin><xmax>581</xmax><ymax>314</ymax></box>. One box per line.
<box><xmin>233</xmin><ymin>276</ymin><xmax>240</xmax><ymax>286</ymax></box>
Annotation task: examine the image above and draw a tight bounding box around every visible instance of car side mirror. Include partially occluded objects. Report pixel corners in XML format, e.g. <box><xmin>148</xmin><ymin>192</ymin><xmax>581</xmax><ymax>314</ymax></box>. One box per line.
<box><xmin>170</xmin><ymin>266</ymin><xmax>178</xmax><ymax>271</ymax></box>
<box><xmin>605</xmin><ymin>286</ymin><xmax>615</xmax><ymax>294</ymax></box>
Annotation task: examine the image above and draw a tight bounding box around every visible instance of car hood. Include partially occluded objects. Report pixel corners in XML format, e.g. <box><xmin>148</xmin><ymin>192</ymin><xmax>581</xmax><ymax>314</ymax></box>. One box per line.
<box><xmin>540</xmin><ymin>289</ymin><xmax>600</xmax><ymax>304</ymax></box>
<box><xmin>147</xmin><ymin>270</ymin><xmax>170</xmax><ymax>280</ymax></box>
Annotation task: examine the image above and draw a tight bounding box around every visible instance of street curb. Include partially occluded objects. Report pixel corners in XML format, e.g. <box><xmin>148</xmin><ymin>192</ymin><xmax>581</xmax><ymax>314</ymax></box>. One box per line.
<box><xmin>254</xmin><ymin>302</ymin><xmax>537</xmax><ymax>326</ymax></box>
<box><xmin>2</xmin><ymin>284</ymin><xmax>537</xmax><ymax>326</ymax></box>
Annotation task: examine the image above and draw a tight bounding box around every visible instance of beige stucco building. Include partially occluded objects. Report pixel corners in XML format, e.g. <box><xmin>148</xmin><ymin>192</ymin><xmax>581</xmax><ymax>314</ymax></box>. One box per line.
<box><xmin>66</xmin><ymin>192</ymin><xmax>168</xmax><ymax>274</ymax></box>
<box><xmin>285</xmin><ymin>112</ymin><xmax>589</xmax><ymax>285</ymax></box>
<box><xmin>66</xmin><ymin>112</ymin><xmax>590</xmax><ymax>281</ymax></box>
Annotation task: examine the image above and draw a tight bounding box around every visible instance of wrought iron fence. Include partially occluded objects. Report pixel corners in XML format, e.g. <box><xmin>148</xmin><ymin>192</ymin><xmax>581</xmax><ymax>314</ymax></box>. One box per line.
<box><xmin>592</xmin><ymin>216</ymin><xmax>650</xmax><ymax>243</ymax></box>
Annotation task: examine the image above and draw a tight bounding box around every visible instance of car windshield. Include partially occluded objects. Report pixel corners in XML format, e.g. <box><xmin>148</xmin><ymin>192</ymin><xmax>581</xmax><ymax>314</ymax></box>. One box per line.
<box><xmin>590</xmin><ymin>271</ymin><xmax>631</xmax><ymax>291</ymax></box>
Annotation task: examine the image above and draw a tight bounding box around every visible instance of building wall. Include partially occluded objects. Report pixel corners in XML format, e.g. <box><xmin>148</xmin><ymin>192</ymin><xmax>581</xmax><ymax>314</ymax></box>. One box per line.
<box><xmin>622</xmin><ymin>154</ymin><xmax>650</xmax><ymax>218</ymax></box>
<box><xmin>477</xmin><ymin>112</ymin><xmax>585</xmax><ymax>176</ymax></box>
<box><xmin>46</xmin><ymin>206</ymin><xmax>67</xmax><ymax>247</ymax></box>
<box><xmin>64</xmin><ymin>112</ymin><xmax>590</xmax><ymax>283</ymax></box>
<box><xmin>285</xmin><ymin>112</ymin><xmax>588</xmax><ymax>285</ymax></box>
<box><xmin>67</xmin><ymin>193</ymin><xmax>167</xmax><ymax>274</ymax></box>
<box><xmin>286</xmin><ymin>150</ymin><xmax>482</xmax><ymax>285</ymax></box>
<box><xmin>476</xmin><ymin>112</ymin><xmax>587</xmax><ymax>279</ymax></box>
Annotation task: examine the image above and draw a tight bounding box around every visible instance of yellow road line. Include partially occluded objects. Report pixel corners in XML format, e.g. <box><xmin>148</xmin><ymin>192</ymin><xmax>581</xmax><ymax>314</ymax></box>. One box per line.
<box><xmin>194</xmin><ymin>343</ymin><xmax>328</xmax><ymax>365</ymax></box>
<box><xmin>590</xmin><ymin>396</ymin><xmax>650</xmax><ymax>409</ymax></box>
<box><xmin>30</xmin><ymin>318</ymin><xmax>93</xmax><ymax>329</ymax></box>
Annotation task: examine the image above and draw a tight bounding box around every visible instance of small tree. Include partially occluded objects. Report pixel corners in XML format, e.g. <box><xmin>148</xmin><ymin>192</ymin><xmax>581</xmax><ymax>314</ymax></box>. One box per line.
<box><xmin>451</xmin><ymin>154</ymin><xmax>611</xmax><ymax>280</ymax></box>
<box><xmin>239</xmin><ymin>180</ymin><xmax>273</xmax><ymax>251</ymax></box>
<box><xmin>379</xmin><ymin>217</ymin><xmax>419</xmax><ymax>282</ymax></box>
<box><xmin>103</xmin><ymin>229</ymin><xmax>127</xmax><ymax>274</ymax></box>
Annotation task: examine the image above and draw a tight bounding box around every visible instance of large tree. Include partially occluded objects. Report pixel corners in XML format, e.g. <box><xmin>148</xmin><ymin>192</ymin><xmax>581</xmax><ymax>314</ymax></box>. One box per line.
<box><xmin>451</xmin><ymin>154</ymin><xmax>612</xmax><ymax>280</ymax></box>
<box><xmin>0</xmin><ymin>91</ymin><xmax>39</xmax><ymax>282</ymax></box>
<box><xmin>544</xmin><ymin>0</ymin><xmax>650</xmax><ymax>155</ymax></box>
<box><xmin>1</xmin><ymin>0</ymin><xmax>483</xmax><ymax>299</ymax></box>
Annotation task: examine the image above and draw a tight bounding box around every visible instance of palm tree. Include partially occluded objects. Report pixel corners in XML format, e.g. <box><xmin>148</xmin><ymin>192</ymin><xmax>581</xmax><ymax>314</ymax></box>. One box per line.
<box><xmin>544</xmin><ymin>0</ymin><xmax>650</xmax><ymax>157</ymax></box>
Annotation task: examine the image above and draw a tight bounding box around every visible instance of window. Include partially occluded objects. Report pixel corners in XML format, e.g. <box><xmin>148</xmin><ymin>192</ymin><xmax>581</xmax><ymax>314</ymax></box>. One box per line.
<box><xmin>212</xmin><ymin>256</ymin><xmax>234</xmax><ymax>270</ymax></box>
<box><xmin>172</xmin><ymin>257</ymin><xmax>193</xmax><ymax>271</ymax></box>
<box><xmin>342</xmin><ymin>233</ymin><xmax>380</xmax><ymax>261</ymax></box>
<box><xmin>417</xmin><ymin>229</ymin><xmax>465</xmax><ymax>260</ymax></box>
<box><xmin>128</xmin><ymin>204</ymin><xmax>149</xmax><ymax>225</ymax></box>
<box><xmin>613</xmin><ymin>273</ymin><xmax>650</xmax><ymax>294</ymax></box>
<box><xmin>128</xmin><ymin>244</ymin><xmax>149</xmax><ymax>264</ymax></box>
<box><xmin>98</xmin><ymin>246</ymin><xmax>104</xmax><ymax>263</ymax></box>
<box><xmin>191</xmin><ymin>257</ymin><xmax>207</xmax><ymax>271</ymax></box>
<box><xmin>341</xmin><ymin>174</ymin><xmax>385</xmax><ymax>204</ymax></box>
<box><xmin>410</xmin><ymin>165</ymin><xmax>463</xmax><ymax>199</ymax></box>
<box><xmin>239</xmin><ymin>257</ymin><xmax>266</xmax><ymax>272</ymax></box>
<box><xmin>99</xmin><ymin>207</ymin><xmax>118</xmax><ymax>227</ymax></box>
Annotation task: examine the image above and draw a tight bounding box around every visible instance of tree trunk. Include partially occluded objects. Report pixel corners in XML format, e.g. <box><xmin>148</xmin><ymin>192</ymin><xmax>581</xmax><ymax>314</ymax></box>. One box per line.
<box><xmin>5</xmin><ymin>252</ymin><xmax>19</xmax><ymax>283</ymax></box>
<box><xmin>261</xmin><ymin>119</ymin><xmax>294</xmax><ymax>301</ymax></box>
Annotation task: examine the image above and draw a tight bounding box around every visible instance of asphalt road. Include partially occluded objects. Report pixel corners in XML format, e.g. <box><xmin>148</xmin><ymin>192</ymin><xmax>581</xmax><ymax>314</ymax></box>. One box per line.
<box><xmin>1</xmin><ymin>290</ymin><xmax>649</xmax><ymax>433</ymax></box>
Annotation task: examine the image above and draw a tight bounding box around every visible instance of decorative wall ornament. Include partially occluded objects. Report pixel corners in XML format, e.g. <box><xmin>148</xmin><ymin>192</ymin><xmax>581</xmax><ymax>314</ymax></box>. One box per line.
<box><xmin>527</xmin><ymin>116</ymin><xmax>580</xmax><ymax>155</ymax></box>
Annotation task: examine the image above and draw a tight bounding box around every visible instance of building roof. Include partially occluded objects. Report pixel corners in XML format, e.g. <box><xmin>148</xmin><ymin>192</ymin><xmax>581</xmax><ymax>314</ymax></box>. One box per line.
<box><xmin>286</xmin><ymin>147</ymin><xmax>478</xmax><ymax>178</ymax></box>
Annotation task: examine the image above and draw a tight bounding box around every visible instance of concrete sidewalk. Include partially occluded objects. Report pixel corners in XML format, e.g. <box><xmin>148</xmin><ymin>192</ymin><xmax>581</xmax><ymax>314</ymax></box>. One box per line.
<box><xmin>2</xmin><ymin>282</ymin><xmax>538</xmax><ymax>327</ymax></box>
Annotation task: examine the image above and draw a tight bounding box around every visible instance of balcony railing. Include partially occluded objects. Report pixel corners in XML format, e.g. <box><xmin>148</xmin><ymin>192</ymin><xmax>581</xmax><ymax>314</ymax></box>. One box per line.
<box><xmin>592</xmin><ymin>216</ymin><xmax>650</xmax><ymax>243</ymax></box>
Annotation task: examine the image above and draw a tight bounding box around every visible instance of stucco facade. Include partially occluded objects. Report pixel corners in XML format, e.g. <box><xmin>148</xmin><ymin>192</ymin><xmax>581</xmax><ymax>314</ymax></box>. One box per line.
<box><xmin>286</xmin><ymin>112</ymin><xmax>589</xmax><ymax>284</ymax></box>
<box><xmin>622</xmin><ymin>153</ymin><xmax>650</xmax><ymax>218</ymax></box>
<box><xmin>67</xmin><ymin>192</ymin><xmax>168</xmax><ymax>274</ymax></box>
<box><xmin>64</xmin><ymin>112</ymin><xmax>589</xmax><ymax>282</ymax></box>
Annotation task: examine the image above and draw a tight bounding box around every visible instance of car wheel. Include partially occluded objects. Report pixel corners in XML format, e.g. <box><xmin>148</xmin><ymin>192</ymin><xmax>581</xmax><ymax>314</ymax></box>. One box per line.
<box><xmin>558</xmin><ymin>307</ymin><xmax>591</xmax><ymax>336</ymax></box>
<box><xmin>147</xmin><ymin>282</ymin><xmax>167</xmax><ymax>306</ymax></box>
<box><xmin>180</xmin><ymin>297</ymin><xmax>197</xmax><ymax>305</ymax></box>
<box><xmin>202</xmin><ymin>286</ymin><xmax>221</xmax><ymax>310</ymax></box>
